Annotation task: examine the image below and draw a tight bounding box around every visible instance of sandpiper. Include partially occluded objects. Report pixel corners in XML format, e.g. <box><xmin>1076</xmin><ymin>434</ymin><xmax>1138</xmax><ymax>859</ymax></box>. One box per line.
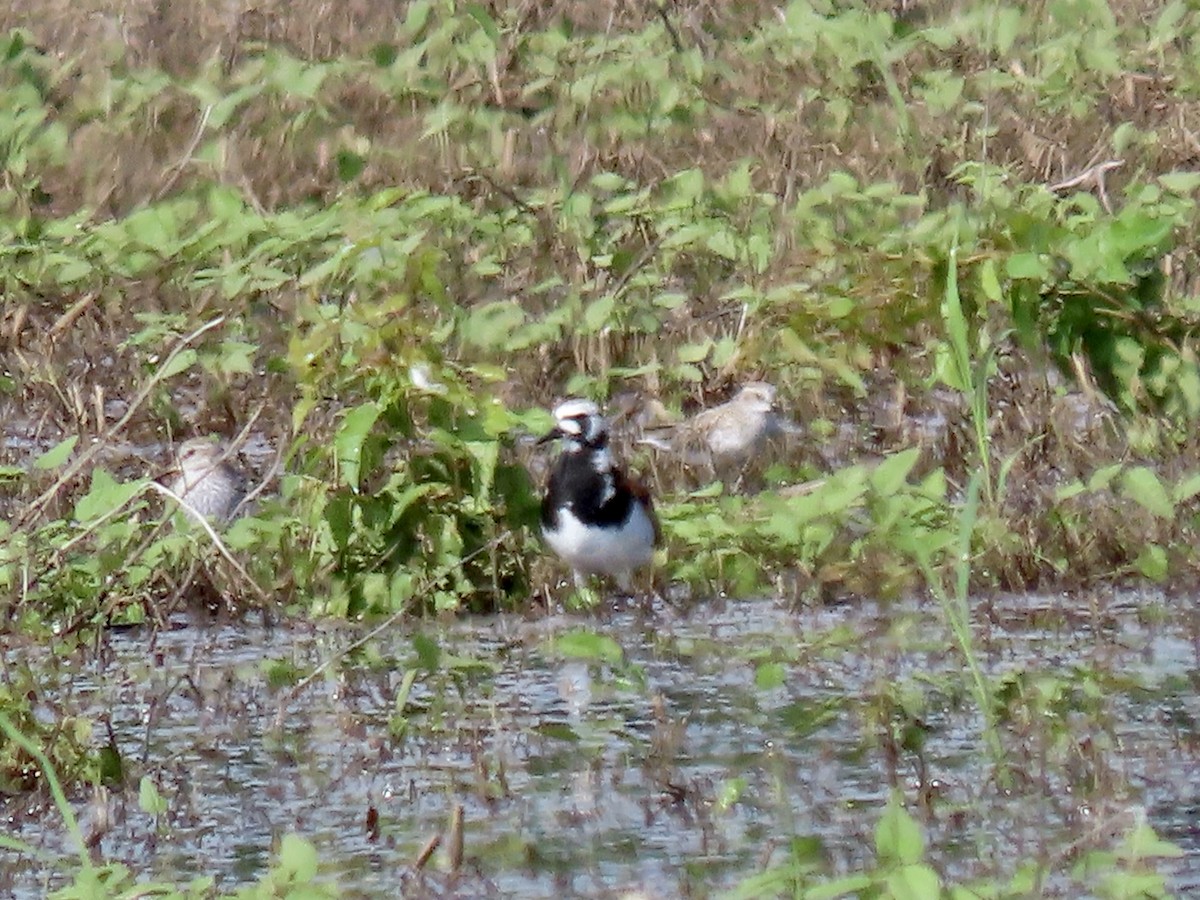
<box><xmin>168</xmin><ymin>438</ymin><xmax>247</xmax><ymax>525</ymax></box>
<box><xmin>539</xmin><ymin>399</ymin><xmax>661</xmax><ymax>593</ymax></box>
<box><xmin>642</xmin><ymin>382</ymin><xmax>792</xmax><ymax>477</ymax></box>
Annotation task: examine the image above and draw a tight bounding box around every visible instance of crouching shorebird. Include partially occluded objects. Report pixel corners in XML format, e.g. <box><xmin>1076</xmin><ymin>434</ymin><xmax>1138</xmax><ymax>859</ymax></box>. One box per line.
<box><xmin>641</xmin><ymin>381</ymin><xmax>794</xmax><ymax>483</ymax></box>
<box><xmin>168</xmin><ymin>437</ymin><xmax>247</xmax><ymax>526</ymax></box>
<box><xmin>539</xmin><ymin>399</ymin><xmax>661</xmax><ymax>596</ymax></box>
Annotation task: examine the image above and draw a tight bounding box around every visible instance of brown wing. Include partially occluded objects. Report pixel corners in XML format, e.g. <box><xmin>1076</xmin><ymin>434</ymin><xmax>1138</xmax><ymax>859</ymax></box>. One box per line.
<box><xmin>620</xmin><ymin>471</ymin><xmax>662</xmax><ymax>547</ymax></box>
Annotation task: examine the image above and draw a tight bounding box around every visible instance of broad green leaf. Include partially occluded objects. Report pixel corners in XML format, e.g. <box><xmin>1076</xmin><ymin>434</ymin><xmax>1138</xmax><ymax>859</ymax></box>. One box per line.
<box><xmin>1121</xmin><ymin>466</ymin><xmax>1174</xmax><ymax>519</ymax></box>
<box><xmin>590</xmin><ymin>171</ymin><xmax>628</xmax><ymax>192</ymax></box>
<box><xmin>875</xmin><ymin>798</ymin><xmax>924</xmax><ymax>864</ymax></box>
<box><xmin>1118</xmin><ymin>819</ymin><xmax>1184</xmax><ymax>859</ymax></box>
<box><xmin>465</xmin><ymin>3</ymin><xmax>500</xmax><ymax>43</ymax></box>
<box><xmin>403</xmin><ymin>0</ymin><xmax>432</xmax><ymax>36</ymax></box>
<box><xmin>34</xmin><ymin>436</ymin><xmax>77</xmax><ymax>470</ymax></box>
<box><xmin>53</xmin><ymin>257</ymin><xmax>93</xmax><ymax>284</ymax></box>
<box><xmin>74</xmin><ymin>470</ymin><xmax>145</xmax><ymax>522</ymax></box>
<box><xmin>1087</xmin><ymin>463</ymin><xmax>1123</xmax><ymax>491</ymax></box>
<box><xmin>754</xmin><ymin>662</ymin><xmax>785</xmax><ymax>689</ymax></box>
<box><xmin>676</xmin><ymin>340</ymin><xmax>712</xmax><ymax>363</ymax></box>
<box><xmin>706</xmin><ymin>228</ymin><xmax>740</xmax><ymax>260</ymax></box>
<box><xmin>1005</xmin><ymin>252</ymin><xmax>1050</xmax><ymax>280</ymax></box>
<box><xmin>336</xmin><ymin>402</ymin><xmax>380</xmax><ymax>488</ymax></box>
<box><xmin>666</xmin><ymin>167</ymin><xmax>704</xmax><ymax>203</ymax></box>
<box><xmin>464</xmin><ymin>440</ymin><xmax>498</xmax><ymax>498</ymax></box>
<box><xmin>1158</xmin><ymin>171</ymin><xmax>1200</xmax><ymax>194</ymax></box>
<box><xmin>871</xmin><ymin>448</ymin><xmax>919</xmax><ymax>495</ymax></box>
<box><xmin>940</xmin><ymin>249</ymin><xmax>970</xmax><ymax>392</ymax></box>
<box><xmin>159</xmin><ymin>348</ymin><xmax>198</xmax><ymax>381</ymax></box>
<box><xmin>1134</xmin><ymin>543</ymin><xmax>1168</xmax><ymax>581</ymax></box>
<box><xmin>412</xmin><ymin>633</ymin><xmax>441</xmax><ymax>671</ymax></box>
<box><xmin>978</xmin><ymin>257</ymin><xmax>1002</xmax><ymax>304</ymax></box>
<box><xmin>806</xmin><ymin>875</ymin><xmax>874</xmax><ymax>900</ymax></box>
<box><xmin>886</xmin><ymin>863</ymin><xmax>941</xmax><ymax>900</ymax></box>
<box><xmin>582</xmin><ymin>294</ymin><xmax>615</xmax><ymax>332</ymax></box>
<box><xmin>1173</xmin><ymin>471</ymin><xmax>1200</xmax><ymax>504</ymax></box>
<box><xmin>277</xmin><ymin>833</ymin><xmax>319</xmax><ymax>881</ymax></box>
<box><xmin>138</xmin><ymin>776</ymin><xmax>168</xmax><ymax>815</ymax></box>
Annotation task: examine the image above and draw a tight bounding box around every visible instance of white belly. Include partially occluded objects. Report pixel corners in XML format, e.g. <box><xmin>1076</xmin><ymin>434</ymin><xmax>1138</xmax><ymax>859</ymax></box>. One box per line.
<box><xmin>543</xmin><ymin>504</ymin><xmax>656</xmax><ymax>577</ymax></box>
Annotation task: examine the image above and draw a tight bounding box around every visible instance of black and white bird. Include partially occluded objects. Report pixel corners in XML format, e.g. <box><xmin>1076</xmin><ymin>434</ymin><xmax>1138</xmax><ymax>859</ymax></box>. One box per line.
<box><xmin>539</xmin><ymin>398</ymin><xmax>661</xmax><ymax>593</ymax></box>
<box><xmin>168</xmin><ymin>437</ymin><xmax>247</xmax><ymax>526</ymax></box>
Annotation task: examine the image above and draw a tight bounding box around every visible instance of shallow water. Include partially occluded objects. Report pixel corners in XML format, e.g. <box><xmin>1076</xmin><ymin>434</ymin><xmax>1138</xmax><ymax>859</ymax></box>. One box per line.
<box><xmin>2</xmin><ymin>590</ymin><xmax>1198</xmax><ymax>897</ymax></box>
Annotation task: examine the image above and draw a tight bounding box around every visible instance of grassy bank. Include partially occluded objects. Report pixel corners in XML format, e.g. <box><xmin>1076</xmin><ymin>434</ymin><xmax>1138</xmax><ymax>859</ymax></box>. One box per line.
<box><xmin>4</xmin><ymin>0</ymin><xmax>1200</xmax><ymax>624</ymax></box>
<box><xmin>0</xmin><ymin>4</ymin><xmax>1199</xmax><ymax>891</ymax></box>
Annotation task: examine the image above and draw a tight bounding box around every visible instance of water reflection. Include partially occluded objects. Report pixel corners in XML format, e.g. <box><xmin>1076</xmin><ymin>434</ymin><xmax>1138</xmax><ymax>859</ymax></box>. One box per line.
<box><xmin>1</xmin><ymin>591</ymin><xmax>1198</xmax><ymax>897</ymax></box>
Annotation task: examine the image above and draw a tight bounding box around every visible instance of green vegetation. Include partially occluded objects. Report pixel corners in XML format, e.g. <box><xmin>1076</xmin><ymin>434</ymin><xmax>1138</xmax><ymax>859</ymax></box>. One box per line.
<box><xmin>5</xmin><ymin>0</ymin><xmax>1200</xmax><ymax>619</ymax></box>
<box><xmin>1</xmin><ymin>0</ymin><xmax>1198</xmax><ymax>895</ymax></box>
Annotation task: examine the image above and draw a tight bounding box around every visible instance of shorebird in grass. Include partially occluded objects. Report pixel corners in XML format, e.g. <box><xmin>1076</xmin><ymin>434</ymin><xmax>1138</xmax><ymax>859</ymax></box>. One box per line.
<box><xmin>539</xmin><ymin>398</ymin><xmax>661</xmax><ymax>599</ymax></box>
<box><xmin>641</xmin><ymin>381</ymin><xmax>794</xmax><ymax>483</ymax></box>
<box><xmin>168</xmin><ymin>437</ymin><xmax>247</xmax><ymax>526</ymax></box>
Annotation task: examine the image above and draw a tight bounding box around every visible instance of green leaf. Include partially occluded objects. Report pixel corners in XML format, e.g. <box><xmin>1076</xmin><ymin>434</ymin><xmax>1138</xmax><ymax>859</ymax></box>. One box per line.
<box><xmin>535</xmin><ymin>722</ymin><xmax>580</xmax><ymax>741</ymax></box>
<box><xmin>940</xmin><ymin>250</ymin><xmax>970</xmax><ymax>393</ymax></box>
<box><xmin>978</xmin><ymin>257</ymin><xmax>1002</xmax><ymax>304</ymax></box>
<box><xmin>138</xmin><ymin>776</ymin><xmax>168</xmax><ymax>815</ymax></box>
<box><xmin>74</xmin><ymin>470</ymin><xmax>145</xmax><ymax>522</ymax></box>
<box><xmin>159</xmin><ymin>348</ymin><xmax>198</xmax><ymax>381</ymax></box>
<box><xmin>676</xmin><ymin>339</ymin><xmax>712</xmax><ymax>363</ymax></box>
<box><xmin>336</xmin><ymin>150</ymin><xmax>366</xmax><ymax>182</ymax></box>
<box><xmin>461</xmin><ymin>300</ymin><xmax>526</xmax><ymax>349</ymax></box>
<box><xmin>666</xmin><ymin>167</ymin><xmax>705</xmax><ymax>204</ymax></box>
<box><xmin>886</xmin><ymin>863</ymin><xmax>941</xmax><ymax>900</ymax></box>
<box><xmin>1173</xmin><ymin>471</ymin><xmax>1200</xmax><ymax>504</ymax></box>
<box><xmin>1118</xmin><ymin>819</ymin><xmax>1184</xmax><ymax>860</ymax></box>
<box><xmin>370</xmin><ymin>43</ymin><xmax>398</xmax><ymax>67</ymax></box>
<box><xmin>706</xmin><ymin>228</ymin><xmax>740</xmax><ymax>260</ymax></box>
<box><xmin>277</xmin><ymin>833</ymin><xmax>319</xmax><ymax>881</ymax></box>
<box><xmin>465</xmin><ymin>2</ymin><xmax>500</xmax><ymax>43</ymax></box>
<box><xmin>210</xmin><ymin>340</ymin><xmax>256</xmax><ymax>376</ymax></box>
<box><xmin>755</xmin><ymin>661</ymin><xmax>785</xmax><ymax>689</ymax></box>
<box><xmin>1121</xmin><ymin>466</ymin><xmax>1174</xmax><ymax>519</ymax></box>
<box><xmin>1134</xmin><ymin>543</ymin><xmax>1168</xmax><ymax>581</ymax></box>
<box><xmin>1087</xmin><ymin>464</ymin><xmax>1123</xmax><ymax>491</ymax></box>
<box><xmin>590</xmin><ymin>171</ymin><xmax>628</xmax><ymax>192</ymax></box>
<box><xmin>806</xmin><ymin>875</ymin><xmax>874</xmax><ymax>899</ymax></box>
<box><xmin>34</xmin><ymin>436</ymin><xmax>77</xmax><ymax>470</ymax></box>
<box><xmin>871</xmin><ymin>448</ymin><xmax>919</xmax><ymax>495</ymax></box>
<box><xmin>582</xmin><ymin>294</ymin><xmax>615</xmax><ymax>332</ymax></box>
<box><xmin>1005</xmin><ymin>253</ymin><xmax>1050</xmax><ymax>280</ymax></box>
<box><xmin>412</xmin><ymin>633</ymin><xmax>441</xmax><ymax>671</ymax></box>
<box><xmin>875</xmin><ymin>797</ymin><xmax>925</xmax><ymax>865</ymax></box>
<box><xmin>1158</xmin><ymin>171</ymin><xmax>1200</xmax><ymax>194</ymax></box>
<box><xmin>336</xmin><ymin>402</ymin><xmax>381</xmax><ymax>489</ymax></box>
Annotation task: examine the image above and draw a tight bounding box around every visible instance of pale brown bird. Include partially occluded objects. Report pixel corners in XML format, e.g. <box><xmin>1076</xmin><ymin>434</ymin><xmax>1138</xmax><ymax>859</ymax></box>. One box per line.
<box><xmin>641</xmin><ymin>382</ymin><xmax>795</xmax><ymax>479</ymax></box>
<box><xmin>168</xmin><ymin>438</ymin><xmax>247</xmax><ymax>525</ymax></box>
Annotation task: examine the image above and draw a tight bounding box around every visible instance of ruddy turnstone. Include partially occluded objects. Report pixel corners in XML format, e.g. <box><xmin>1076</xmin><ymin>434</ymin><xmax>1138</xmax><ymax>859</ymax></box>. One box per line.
<box><xmin>539</xmin><ymin>398</ymin><xmax>661</xmax><ymax>593</ymax></box>
<box><xmin>168</xmin><ymin>437</ymin><xmax>247</xmax><ymax>525</ymax></box>
<box><xmin>641</xmin><ymin>382</ymin><xmax>793</xmax><ymax>478</ymax></box>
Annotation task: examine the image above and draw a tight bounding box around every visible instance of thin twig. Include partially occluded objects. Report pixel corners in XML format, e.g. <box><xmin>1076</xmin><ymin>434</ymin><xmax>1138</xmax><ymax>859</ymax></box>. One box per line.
<box><xmin>153</xmin><ymin>104</ymin><xmax>213</xmax><ymax>201</ymax></box>
<box><xmin>608</xmin><ymin>232</ymin><xmax>667</xmax><ymax>301</ymax></box>
<box><xmin>654</xmin><ymin>3</ymin><xmax>685</xmax><ymax>54</ymax></box>
<box><xmin>1047</xmin><ymin>159</ymin><xmax>1124</xmax><ymax>193</ymax></box>
<box><xmin>146</xmin><ymin>481</ymin><xmax>270</xmax><ymax>604</ymax></box>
